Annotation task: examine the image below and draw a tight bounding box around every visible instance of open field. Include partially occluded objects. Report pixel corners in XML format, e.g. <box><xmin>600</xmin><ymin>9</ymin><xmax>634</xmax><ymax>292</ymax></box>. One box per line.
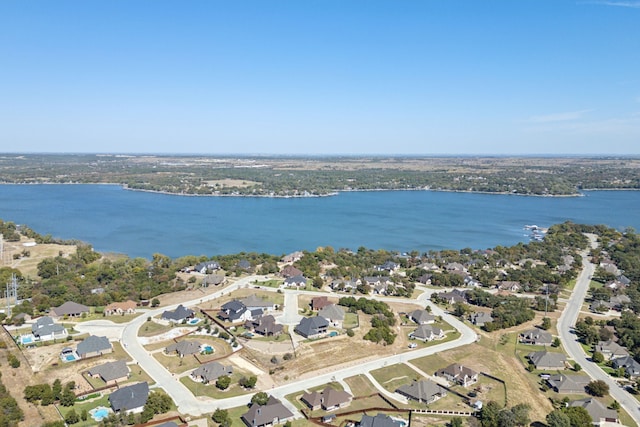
<box><xmin>0</xmin><ymin>236</ymin><xmax>77</xmax><ymax>280</ymax></box>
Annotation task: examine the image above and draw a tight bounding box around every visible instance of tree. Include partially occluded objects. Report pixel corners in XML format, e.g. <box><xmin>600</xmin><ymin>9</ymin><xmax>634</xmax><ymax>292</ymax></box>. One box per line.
<box><xmin>591</xmin><ymin>351</ymin><xmax>604</xmax><ymax>364</ymax></box>
<box><xmin>59</xmin><ymin>388</ymin><xmax>76</xmax><ymax>407</ymax></box>
<box><xmin>564</xmin><ymin>406</ymin><xmax>593</xmax><ymax>427</ymax></box>
<box><xmin>479</xmin><ymin>401</ymin><xmax>501</xmax><ymax>427</ymax></box>
<box><xmin>216</xmin><ymin>375</ymin><xmax>231</xmax><ymax>390</ymax></box>
<box><xmin>251</xmin><ymin>392</ymin><xmax>269</xmax><ymax>406</ymax></box>
<box><xmin>510</xmin><ymin>403</ymin><xmax>531</xmax><ymax>426</ymax></box>
<box><xmin>52</xmin><ymin>379</ymin><xmax>62</xmax><ymax>400</ymax></box>
<box><xmin>151</xmin><ymin>298</ymin><xmax>160</xmax><ymax>307</ymax></box>
<box><xmin>212</xmin><ymin>408</ymin><xmax>231</xmax><ymax>427</ymax></box>
<box><xmin>541</xmin><ymin>317</ymin><xmax>552</xmax><ymax>330</ymax></box>
<box><xmin>239</xmin><ymin>376</ymin><xmax>257</xmax><ymax>389</ymax></box>
<box><xmin>546</xmin><ymin>409</ymin><xmax>571</xmax><ymax>427</ymax></box>
<box><xmin>573</xmin><ymin>362</ymin><xmax>581</xmax><ymax>372</ymax></box>
<box><xmin>585</xmin><ymin>379</ymin><xmax>609</xmax><ymax>397</ymax></box>
<box><xmin>64</xmin><ymin>409</ymin><xmax>79</xmax><ymax>425</ymax></box>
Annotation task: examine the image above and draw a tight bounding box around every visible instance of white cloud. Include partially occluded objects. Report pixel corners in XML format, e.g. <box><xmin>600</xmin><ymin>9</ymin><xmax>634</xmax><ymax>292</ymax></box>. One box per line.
<box><xmin>580</xmin><ymin>1</ymin><xmax>640</xmax><ymax>8</ymax></box>
<box><xmin>526</xmin><ymin>109</ymin><xmax>592</xmax><ymax>123</ymax></box>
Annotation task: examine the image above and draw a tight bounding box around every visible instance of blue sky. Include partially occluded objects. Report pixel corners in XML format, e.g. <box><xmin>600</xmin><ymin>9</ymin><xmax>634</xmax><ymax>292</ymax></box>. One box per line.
<box><xmin>1</xmin><ymin>1</ymin><xmax>639</xmax><ymax>155</ymax></box>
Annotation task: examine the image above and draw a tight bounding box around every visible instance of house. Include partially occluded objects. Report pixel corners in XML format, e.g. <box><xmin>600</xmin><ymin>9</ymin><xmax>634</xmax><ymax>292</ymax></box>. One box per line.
<box><xmin>527</xmin><ymin>350</ymin><xmax>567</xmax><ymax>370</ymax></box>
<box><xmin>245</xmin><ymin>315</ymin><xmax>283</xmax><ymax>337</ymax></box>
<box><xmin>496</xmin><ymin>281</ymin><xmax>521</xmax><ymax>293</ymax></box>
<box><xmin>569</xmin><ymin>398</ymin><xmax>619</xmax><ymax>425</ymax></box>
<box><xmin>241</xmin><ymin>396</ymin><xmax>294</xmax><ymax>427</ymax></box>
<box><xmin>435</xmin><ymin>364</ymin><xmax>479</xmax><ymax>387</ymax></box>
<box><xmin>519</xmin><ymin>328</ymin><xmax>553</xmax><ymax>346</ymax></box>
<box><xmin>609</xmin><ymin>294</ymin><xmax>631</xmax><ymax>310</ymax></box>
<box><xmin>282</xmin><ymin>251</ymin><xmax>304</xmax><ymax>263</ymax></box>
<box><xmin>193</xmin><ymin>261</ymin><xmax>220</xmax><ymax>274</ymax></box>
<box><xmin>237</xmin><ymin>259</ymin><xmax>252</xmax><ymax>271</ymax></box>
<box><xmin>408</xmin><ymin>309</ymin><xmax>435</xmax><ymax>325</ymax></box>
<box><xmin>436</xmin><ymin>289</ymin><xmax>467</xmax><ymax>305</ymax></box>
<box><xmin>283</xmin><ymin>275</ymin><xmax>308</xmax><ymax>288</ymax></box>
<box><xmin>108</xmin><ymin>382</ymin><xmax>149</xmax><ymax>414</ymax></box>
<box><xmin>545</xmin><ymin>374</ymin><xmax>590</xmax><ymax>393</ymax></box>
<box><xmin>612</xmin><ymin>355</ymin><xmax>640</xmax><ymax>378</ymax></box>
<box><xmin>416</xmin><ymin>274</ymin><xmax>433</xmax><ymax>285</ymax></box>
<box><xmin>359</xmin><ymin>414</ymin><xmax>405</xmax><ymax>427</ymax></box>
<box><xmin>191</xmin><ymin>361</ymin><xmax>233</xmax><ymax>384</ymax></box>
<box><xmin>241</xmin><ymin>294</ymin><xmax>277</xmax><ymax>312</ymax></box>
<box><xmin>329</xmin><ymin>278</ymin><xmax>360</xmax><ymax>292</ymax></box>
<box><xmin>202</xmin><ymin>274</ymin><xmax>226</xmax><ymax>287</ymax></box>
<box><xmin>13</xmin><ymin>312</ymin><xmax>31</xmax><ymax>323</ymax></box>
<box><xmin>469</xmin><ymin>312</ymin><xmax>493</xmax><ymax>327</ymax></box>
<box><xmin>51</xmin><ymin>301</ymin><xmax>90</xmax><ymax>318</ymax></box>
<box><xmin>300</xmin><ymin>386</ymin><xmax>352</xmax><ymax>411</ymax></box>
<box><xmin>295</xmin><ymin>316</ymin><xmax>329</xmax><ymax>339</ymax></box>
<box><xmin>589</xmin><ymin>300</ymin><xmax>612</xmax><ymax>313</ymax></box>
<box><xmin>311</xmin><ymin>296</ymin><xmax>331</xmax><ymax>311</ymax></box>
<box><xmin>87</xmin><ymin>360</ymin><xmax>130</xmax><ymax>385</ymax></box>
<box><xmin>280</xmin><ymin>265</ymin><xmax>303</xmax><ymax>278</ymax></box>
<box><xmin>445</xmin><ymin>262</ymin><xmax>465</xmax><ymax>272</ymax></box>
<box><xmin>165</xmin><ymin>340</ymin><xmax>202</xmax><ymax>357</ymax></box>
<box><xmin>375</xmin><ymin>261</ymin><xmax>399</xmax><ymax>273</ymax></box>
<box><xmin>218</xmin><ymin>300</ymin><xmax>253</xmax><ymax>323</ymax></box>
<box><xmin>31</xmin><ymin>316</ymin><xmax>67</xmax><ymax>341</ymax></box>
<box><xmin>409</xmin><ymin>325</ymin><xmax>445</xmax><ymax>342</ymax></box>
<box><xmin>318</xmin><ymin>304</ymin><xmax>345</xmax><ymax>328</ymax></box>
<box><xmin>396</xmin><ymin>380</ymin><xmax>447</xmax><ymax>404</ymax></box>
<box><xmin>76</xmin><ymin>335</ymin><xmax>112</xmax><ymax>359</ymax></box>
<box><xmin>104</xmin><ymin>300</ymin><xmax>137</xmax><ymax>316</ymax></box>
<box><xmin>161</xmin><ymin>304</ymin><xmax>195</xmax><ymax>323</ymax></box>
<box><xmin>594</xmin><ymin>340</ymin><xmax>629</xmax><ymax>360</ymax></box>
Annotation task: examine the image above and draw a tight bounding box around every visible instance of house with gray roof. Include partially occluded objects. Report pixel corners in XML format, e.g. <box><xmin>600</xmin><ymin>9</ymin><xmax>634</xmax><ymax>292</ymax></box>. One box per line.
<box><xmin>318</xmin><ymin>304</ymin><xmax>345</xmax><ymax>328</ymax></box>
<box><xmin>51</xmin><ymin>301</ymin><xmax>89</xmax><ymax>318</ymax></box>
<box><xmin>594</xmin><ymin>340</ymin><xmax>629</xmax><ymax>360</ymax></box>
<box><xmin>436</xmin><ymin>289</ymin><xmax>467</xmax><ymax>305</ymax></box>
<box><xmin>191</xmin><ymin>361</ymin><xmax>233</xmax><ymax>384</ymax></box>
<box><xmin>435</xmin><ymin>364</ymin><xmax>479</xmax><ymax>387</ymax></box>
<box><xmin>165</xmin><ymin>340</ymin><xmax>202</xmax><ymax>357</ymax></box>
<box><xmin>241</xmin><ymin>294</ymin><xmax>276</xmax><ymax>311</ymax></box>
<box><xmin>519</xmin><ymin>328</ymin><xmax>553</xmax><ymax>345</ymax></box>
<box><xmin>569</xmin><ymin>398</ymin><xmax>619</xmax><ymax>425</ymax></box>
<box><xmin>408</xmin><ymin>309</ymin><xmax>435</xmax><ymax>325</ymax></box>
<box><xmin>76</xmin><ymin>335</ymin><xmax>112</xmax><ymax>359</ymax></box>
<box><xmin>161</xmin><ymin>304</ymin><xmax>195</xmax><ymax>323</ymax></box>
<box><xmin>218</xmin><ymin>300</ymin><xmax>253</xmax><ymax>323</ymax></box>
<box><xmin>241</xmin><ymin>396</ymin><xmax>294</xmax><ymax>427</ymax></box>
<box><xmin>527</xmin><ymin>350</ymin><xmax>567</xmax><ymax>370</ymax></box>
<box><xmin>87</xmin><ymin>360</ymin><xmax>129</xmax><ymax>385</ymax></box>
<box><xmin>409</xmin><ymin>325</ymin><xmax>444</xmax><ymax>342</ymax></box>
<box><xmin>545</xmin><ymin>374</ymin><xmax>590</xmax><ymax>394</ymax></box>
<box><xmin>294</xmin><ymin>316</ymin><xmax>329</xmax><ymax>339</ymax></box>
<box><xmin>31</xmin><ymin>316</ymin><xmax>67</xmax><ymax>341</ymax></box>
<box><xmin>283</xmin><ymin>275</ymin><xmax>308</xmax><ymax>288</ymax></box>
<box><xmin>108</xmin><ymin>382</ymin><xmax>149</xmax><ymax>414</ymax></box>
<box><xmin>469</xmin><ymin>312</ymin><xmax>494</xmax><ymax>327</ymax></box>
<box><xmin>193</xmin><ymin>261</ymin><xmax>220</xmax><ymax>274</ymax></box>
<box><xmin>396</xmin><ymin>380</ymin><xmax>447</xmax><ymax>404</ymax></box>
<box><xmin>359</xmin><ymin>414</ymin><xmax>405</xmax><ymax>427</ymax></box>
<box><xmin>612</xmin><ymin>355</ymin><xmax>640</xmax><ymax>378</ymax></box>
<box><xmin>609</xmin><ymin>294</ymin><xmax>631</xmax><ymax>310</ymax></box>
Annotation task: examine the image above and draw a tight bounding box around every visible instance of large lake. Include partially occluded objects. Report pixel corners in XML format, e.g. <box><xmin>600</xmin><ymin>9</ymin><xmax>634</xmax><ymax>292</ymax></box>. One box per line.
<box><xmin>0</xmin><ymin>184</ymin><xmax>638</xmax><ymax>259</ymax></box>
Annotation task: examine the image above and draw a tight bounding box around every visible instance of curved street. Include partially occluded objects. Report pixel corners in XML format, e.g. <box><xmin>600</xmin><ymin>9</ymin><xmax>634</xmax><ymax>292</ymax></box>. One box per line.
<box><xmin>558</xmin><ymin>236</ymin><xmax>640</xmax><ymax>426</ymax></box>
<box><xmin>120</xmin><ymin>276</ymin><xmax>478</xmax><ymax>416</ymax></box>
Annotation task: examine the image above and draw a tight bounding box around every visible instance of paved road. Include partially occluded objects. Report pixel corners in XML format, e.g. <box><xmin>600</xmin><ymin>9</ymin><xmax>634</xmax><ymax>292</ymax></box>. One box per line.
<box><xmin>120</xmin><ymin>277</ymin><xmax>478</xmax><ymax>416</ymax></box>
<box><xmin>558</xmin><ymin>235</ymin><xmax>640</xmax><ymax>426</ymax></box>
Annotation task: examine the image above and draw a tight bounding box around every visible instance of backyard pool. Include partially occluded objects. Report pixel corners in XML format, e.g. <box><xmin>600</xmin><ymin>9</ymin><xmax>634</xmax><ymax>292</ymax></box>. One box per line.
<box><xmin>90</xmin><ymin>406</ymin><xmax>110</xmax><ymax>421</ymax></box>
<box><xmin>188</xmin><ymin>318</ymin><xmax>201</xmax><ymax>325</ymax></box>
<box><xmin>20</xmin><ymin>335</ymin><xmax>34</xmax><ymax>345</ymax></box>
<box><xmin>201</xmin><ymin>345</ymin><xmax>213</xmax><ymax>354</ymax></box>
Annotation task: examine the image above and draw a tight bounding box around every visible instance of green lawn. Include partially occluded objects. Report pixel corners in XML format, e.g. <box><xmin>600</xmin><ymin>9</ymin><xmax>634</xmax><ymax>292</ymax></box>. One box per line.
<box><xmin>138</xmin><ymin>321</ymin><xmax>176</xmax><ymax>337</ymax></box>
<box><xmin>344</xmin><ymin>374</ymin><xmax>378</xmax><ymax>396</ymax></box>
<box><xmin>343</xmin><ymin>312</ymin><xmax>359</xmax><ymax>330</ymax></box>
<box><xmin>370</xmin><ymin>363</ymin><xmax>422</xmax><ymax>393</ymax></box>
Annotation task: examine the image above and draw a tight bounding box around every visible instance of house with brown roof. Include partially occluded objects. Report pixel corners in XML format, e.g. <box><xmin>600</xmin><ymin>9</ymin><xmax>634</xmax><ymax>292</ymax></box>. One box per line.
<box><xmin>245</xmin><ymin>315</ymin><xmax>283</xmax><ymax>337</ymax></box>
<box><xmin>435</xmin><ymin>364</ymin><xmax>479</xmax><ymax>387</ymax></box>
<box><xmin>300</xmin><ymin>386</ymin><xmax>352</xmax><ymax>411</ymax></box>
<box><xmin>311</xmin><ymin>296</ymin><xmax>331</xmax><ymax>311</ymax></box>
<box><xmin>104</xmin><ymin>300</ymin><xmax>137</xmax><ymax>316</ymax></box>
<box><xmin>280</xmin><ymin>265</ymin><xmax>303</xmax><ymax>278</ymax></box>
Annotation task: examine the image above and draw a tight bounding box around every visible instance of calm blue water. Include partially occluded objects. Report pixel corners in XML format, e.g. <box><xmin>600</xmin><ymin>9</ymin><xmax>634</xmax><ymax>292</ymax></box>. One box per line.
<box><xmin>0</xmin><ymin>185</ymin><xmax>638</xmax><ymax>259</ymax></box>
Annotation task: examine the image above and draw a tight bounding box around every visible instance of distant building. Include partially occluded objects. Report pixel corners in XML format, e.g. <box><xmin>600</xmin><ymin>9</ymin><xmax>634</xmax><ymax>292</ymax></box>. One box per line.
<box><xmin>51</xmin><ymin>301</ymin><xmax>89</xmax><ymax>318</ymax></box>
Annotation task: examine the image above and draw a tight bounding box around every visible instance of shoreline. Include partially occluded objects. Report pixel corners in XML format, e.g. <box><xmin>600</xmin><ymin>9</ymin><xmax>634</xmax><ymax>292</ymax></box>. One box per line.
<box><xmin>2</xmin><ymin>181</ymin><xmax>640</xmax><ymax>199</ymax></box>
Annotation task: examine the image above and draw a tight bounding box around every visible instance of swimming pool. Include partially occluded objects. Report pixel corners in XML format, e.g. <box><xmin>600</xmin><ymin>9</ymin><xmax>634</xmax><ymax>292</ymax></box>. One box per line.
<box><xmin>20</xmin><ymin>335</ymin><xmax>34</xmax><ymax>344</ymax></box>
<box><xmin>90</xmin><ymin>406</ymin><xmax>110</xmax><ymax>421</ymax></box>
<box><xmin>188</xmin><ymin>318</ymin><xmax>201</xmax><ymax>325</ymax></box>
<box><xmin>201</xmin><ymin>345</ymin><xmax>213</xmax><ymax>354</ymax></box>
<box><xmin>64</xmin><ymin>354</ymin><xmax>78</xmax><ymax>362</ymax></box>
